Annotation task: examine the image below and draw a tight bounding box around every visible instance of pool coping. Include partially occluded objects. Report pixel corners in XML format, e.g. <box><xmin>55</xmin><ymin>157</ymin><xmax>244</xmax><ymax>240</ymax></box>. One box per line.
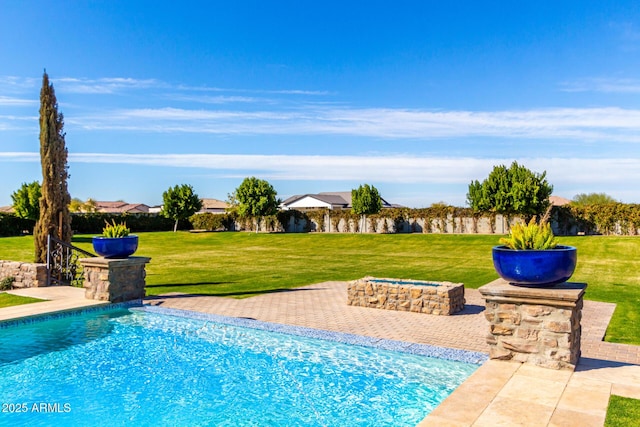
<box><xmin>0</xmin><ymin>299</ymin><xmax>487</xmax><ymax>366</ymax></box>
<box><xmin>0</xmin><ymin>299</ymin><xmax>142</xmax><ymax>328</ymax></box>
<box><xmin>136</xmin><ymin>304</ymin><xmax>488</xmax><ymax>365</ymax></box>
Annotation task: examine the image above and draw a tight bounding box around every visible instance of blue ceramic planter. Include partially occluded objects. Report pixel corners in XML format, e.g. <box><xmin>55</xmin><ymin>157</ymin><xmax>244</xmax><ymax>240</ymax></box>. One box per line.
<box><xmin>92</xmin><ymin>235</ymin><xmax>139</xmax><ymax>259</ymax></box>
<box><xmin>492</xmin><ymin>245</ymin><xmax>577</xmax><ymax>287</ymax></box>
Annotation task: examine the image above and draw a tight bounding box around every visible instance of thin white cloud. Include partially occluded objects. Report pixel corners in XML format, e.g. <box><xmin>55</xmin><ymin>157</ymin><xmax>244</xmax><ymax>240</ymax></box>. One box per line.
<box><xmin>56</xmin><ymin>77</ymin><xmax>163</xmax><ymax>94</ymax></box>
<box><xmin>0</xmin><ymin>152</ymin><xmax>39</xmax><ymax>161</ymax></box>
<box><xmin>4</xmin><ymin>74</ymin><xmax>640</xmax><ymax>142</ymax></box>
<box><xmin>559</xmin><ymin>77</ymin><xmax>640</xmax><ymax>94</ymax></box>
<box><xmin>0</xmin><ymin>96</ymin><xmax>37</xmax><ymax>106</ymax></box>
<box><xmin>65</xmin><ymin>106</ymin><xmax>640</xmax><ymax>142</ymax></box>
<box><xmin>0</xmin><ymin>76</ymin><xmax>39</xmax><ymax>91</ymax></box>
<box><xmin>3</xmin><ymin>152</ymin><xmax>638</xmax><ymax>189</ymax></box>
<box><xmin>167</xmin><ymin>95</ymin><xmax>262</xmax><ymax>104</ymax></box>
<box><xmin>611</xmin><ymin>21</ymin><xmax>640</xmax><ymax>46</ymax></box>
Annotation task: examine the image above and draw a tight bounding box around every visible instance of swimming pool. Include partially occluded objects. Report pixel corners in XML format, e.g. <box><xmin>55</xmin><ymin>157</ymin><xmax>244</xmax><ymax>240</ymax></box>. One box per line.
<box><xmin>0</xmin><ymin>304</ymin><xmax>485</xmax><ymax>426</ymax></box>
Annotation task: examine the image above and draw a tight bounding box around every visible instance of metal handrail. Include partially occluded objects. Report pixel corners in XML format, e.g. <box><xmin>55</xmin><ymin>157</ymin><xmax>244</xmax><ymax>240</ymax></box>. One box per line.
<box><xmin>46</xmin><ymin>235</ymin><xmax>96</xmax><ymax>286</ymax></box>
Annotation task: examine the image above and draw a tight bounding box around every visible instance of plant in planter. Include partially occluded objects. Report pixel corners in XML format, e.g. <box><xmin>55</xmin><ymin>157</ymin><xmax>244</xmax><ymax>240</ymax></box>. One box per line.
<box><xmin>92</xmin><ymin>220</ymin><xmax>139</xmax><ymax>259</ymax></box>
<box><xmin>492</xmin><ymin>217</ymin><xmax>577</xmax><ymax>287</ymax></box>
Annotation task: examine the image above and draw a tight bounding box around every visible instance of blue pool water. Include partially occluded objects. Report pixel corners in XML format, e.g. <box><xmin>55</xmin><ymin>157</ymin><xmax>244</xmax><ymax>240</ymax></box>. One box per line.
<box><xmin>369</xmin><ymin>278</ymin><xmax>441</xmax><ymax>287</ymax></box>
<box><xmin>0</xmin><ymin>305</ymin><xmax>484</xmax><ymax>426</ymax></box>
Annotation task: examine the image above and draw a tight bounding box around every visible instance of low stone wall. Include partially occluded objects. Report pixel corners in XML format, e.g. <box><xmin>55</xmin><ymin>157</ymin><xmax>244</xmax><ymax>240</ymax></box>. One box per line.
<box><xmin>347</xmin><ymin>276</ymin><xmax>465</xmax><ymax>315</ymax></box>
<box><xmin>479</xmin><ymin>279</ymin><xmax>585</xmax><ymax>370</ymax></box>
<box><xmin>0</xmin><ymin>260</ymin><xmax>48</xmax><ymax>288</ymax></box>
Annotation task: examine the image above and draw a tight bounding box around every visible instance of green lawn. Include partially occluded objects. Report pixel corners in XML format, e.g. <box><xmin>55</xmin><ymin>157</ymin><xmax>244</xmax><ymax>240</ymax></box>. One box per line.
<box><xmin>605</xmin><ymin>395</ymin><xmax>640</xmax><ymax>427</ymax></box>
<box><xmin>1</xmin><ymin>232</ymin><xmax>639</xmax><ymax>344</ymax></box>
<box><xmin>0</xmin><ymin>293</ymin><xmax>43</xmax><ymax>308</ymax></box>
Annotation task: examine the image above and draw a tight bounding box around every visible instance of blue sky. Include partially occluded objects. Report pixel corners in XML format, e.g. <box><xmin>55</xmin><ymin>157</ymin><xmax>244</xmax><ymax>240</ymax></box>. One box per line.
<box><xmin>2</xmin><ymin>1</ymin><xmax>640</xmax><ymax>207</ymax></box>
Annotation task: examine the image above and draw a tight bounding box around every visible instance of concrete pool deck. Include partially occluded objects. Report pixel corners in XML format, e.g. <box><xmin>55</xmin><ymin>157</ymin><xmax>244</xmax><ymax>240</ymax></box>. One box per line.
<box><xmin>2</xmin><ymin>282</ymin><xmax>640</xmax><ymax>426</ymax></box>
<box><xmin>1</xmin><ymin>286</ymin><xmax>107</xmax><ymax>321</ymax></box>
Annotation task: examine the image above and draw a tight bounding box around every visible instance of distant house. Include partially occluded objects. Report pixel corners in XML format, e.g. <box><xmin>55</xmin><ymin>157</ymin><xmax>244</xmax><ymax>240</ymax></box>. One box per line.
<box><xmin>198</xmin><ymin>198</ymin><xmax>229</xmax><ymax>214</ymax></box>
<box><xmin>0</xmin><ymin>206</ymin><xmax>14</xmax><ymax>214</ymax></box>
<box><xmin>150</xmin><ymin>198</ymin><xmax>230</xmax><ymax>215</ymax></box>
<box><xmin>93</xmin><ymin>201</ymin><xmax>151</xmax><ymax>214</ymax></box>
<box><xmin>280</xmin><ymin>191</ymin><xmax>394</xmax><ymax>211</ymax></box>
<box><xmin>549</xmin><ymin>196</ymin><xmax>571</xmax><ymax>207</ymax></box>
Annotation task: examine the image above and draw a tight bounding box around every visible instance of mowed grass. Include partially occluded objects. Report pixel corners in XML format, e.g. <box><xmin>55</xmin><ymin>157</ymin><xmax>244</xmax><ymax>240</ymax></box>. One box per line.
<box><xmin>0</xmin><ymin>293</ymin><xmax>43</xmax><ymax>308</ymax></box>
<box><xmin>605</xmin><ymin>395</ymin><xmax>640</xmax><ymax>427</ymax></box>
<box><xmin>1</xmin><ymin>232</ymin><xmax>639</xmax><ymax>344</ymax></box>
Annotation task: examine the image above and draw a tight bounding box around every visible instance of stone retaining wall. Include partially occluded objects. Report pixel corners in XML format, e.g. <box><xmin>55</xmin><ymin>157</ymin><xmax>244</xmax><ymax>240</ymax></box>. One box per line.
<box><xmin>347</xmin><ymin>277</ymin><xmax>465</xmax><ymax>315</ymax></box>
<box><xmin>0</xmin><ymin>260</ymin><xmax>48</xmax><ymax>288</ymax></box>
<box><xmin>479</xmin><ymin>279</ymin><xmax>585</xmax><ymax>370</ymax></box>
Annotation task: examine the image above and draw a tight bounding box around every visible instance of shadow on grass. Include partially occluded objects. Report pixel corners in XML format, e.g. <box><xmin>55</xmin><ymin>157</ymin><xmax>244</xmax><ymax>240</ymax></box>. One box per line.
<box><xmin>145</xmin><ymin>283</ymin><xmax>324</xmax><ymax>299</ymax></box>
<box><xmin>145</xmin><ymin>282</ymin><xmax>234</xmax><ymax>288</ymax></box>
<box><xmin>72</xmin><ymin>237</ymin><xmax>94</xmax><ymax>244</ymax></box>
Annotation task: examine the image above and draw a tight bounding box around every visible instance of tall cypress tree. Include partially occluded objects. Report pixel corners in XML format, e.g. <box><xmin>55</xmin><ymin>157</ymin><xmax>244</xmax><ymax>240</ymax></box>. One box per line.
<box><xmin>34</xmin><ymin>71</ymin><xmax>72</xmax><ymax>263</ymax></box>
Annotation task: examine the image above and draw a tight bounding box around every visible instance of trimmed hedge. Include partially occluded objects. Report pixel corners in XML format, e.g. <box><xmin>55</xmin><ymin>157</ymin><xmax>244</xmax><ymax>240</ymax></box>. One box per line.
<box><xmin>2</xmin><ymin>203</ymin><xmax>639</xmax><ymax>237</ymax></box>
<box><xmin>188</xmin><ymin>213</ymin><xmax>236</xmax><ymax>231</ymax></box>
<box><xmin>280</xmin><ymin>204</ymin><xmax>640</xmax><ymax>236</ymax></box>
<box><xmin>71</xmin><ymin>213</ymin><xmax>189</xmax><ymax>234</ymax></box>
<box><xmin>0</xmin><ymin>213</ymin><xmax>35</xmax><ymax>237</ymax></box>
<box><xmin>553</xmin><ymin>203</ymin><xmax>640</xmax><ymax>236</ymax></box>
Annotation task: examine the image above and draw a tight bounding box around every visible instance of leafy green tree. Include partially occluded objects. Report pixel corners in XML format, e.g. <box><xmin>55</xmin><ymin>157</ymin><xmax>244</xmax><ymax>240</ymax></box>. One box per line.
<box><xmin>11</xmin><ymin>181</ymin><xmax>41</xmax><ymax>221</ymax></box>
<box><xmin>352</xmin><ymin>184</ymin><xmax>382</xmax><ymax>233</ymax></box>
<box><xmin>34</xmin><ymin>71</ymin><xmax>72</xmax><ymax>262</ymax></box>
<box><xmin>161</xmin><ymin>184</ymin><xmax>203</xmax><ymax>232</ymax></box>
<box><xmin>69</xmin><ymin>197</ymin><xmax>98</xmax><ymax>213</ymax></box>
<box><xmin>233</xmin><ymin>177</ymin><xmax>278</xmax><ymax>232</ymax></box>
<box><xmin>572</xmin><ymin>192</ymin><xmax>618</xmax><ymax>205</ymax></box>
<box><xmin>467</xmin><ymin>161</ymin><xmax>553</xmax><ymax>217</ymax></box>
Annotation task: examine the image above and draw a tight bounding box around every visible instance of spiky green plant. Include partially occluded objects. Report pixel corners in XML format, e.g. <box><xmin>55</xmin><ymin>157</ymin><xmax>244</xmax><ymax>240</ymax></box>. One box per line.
<box><xmin>499</xmin><ymin>218</ymin><xmax>558</xmax><ymax>250</ymax></box>
<box><xmin>101</xmin><ymin>220</ymin><xmax>130</xmax><ymax>238</ymax></box>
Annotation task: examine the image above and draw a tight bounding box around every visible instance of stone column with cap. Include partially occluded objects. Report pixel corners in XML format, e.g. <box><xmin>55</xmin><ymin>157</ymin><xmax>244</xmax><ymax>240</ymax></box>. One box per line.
<box><xmin>479</xmin><ymin>278</ymin><xmax>586</xmax><ymax>370</ymax></box>
<box><xmin>80</xmin><ymin>256</ymin><xmax>151</xmax><ymax>303</ymax></box>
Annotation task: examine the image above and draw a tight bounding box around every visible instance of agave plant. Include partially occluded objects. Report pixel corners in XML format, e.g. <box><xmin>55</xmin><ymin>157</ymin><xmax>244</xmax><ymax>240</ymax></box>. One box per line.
<box><xmin>499</xmin><ymin>217</ymin><xmax>558</xmax><ymax>250</ymax></box>
<box><xmin>102</xmin><ymin>220</ymin><xmax>130</xmax><ymax>238</ymax></box>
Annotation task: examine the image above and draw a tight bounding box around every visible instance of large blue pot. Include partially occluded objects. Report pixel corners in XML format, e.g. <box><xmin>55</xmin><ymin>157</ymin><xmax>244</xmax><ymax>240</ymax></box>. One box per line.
<box><xmin>92</xmin><ymin>235</ymin><xmax>139</xmax><ymax>259</ymax></box>
<box><xmin>492</xmin><ymin>245</ymin><xmax>577</xmax><ymax>287</ymax></box>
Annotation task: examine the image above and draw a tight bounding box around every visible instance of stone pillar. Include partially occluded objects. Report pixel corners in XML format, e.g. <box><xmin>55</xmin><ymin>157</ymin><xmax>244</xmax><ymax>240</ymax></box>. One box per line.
<box><xmin>80</xmin><ymin>256</ymin><xmax>151</xmax><ymax>303</ymax></box>
<box><xmin>479</xmin><ymin>278</ymin><xmax>586</xmax><ymax>370</ymax></box>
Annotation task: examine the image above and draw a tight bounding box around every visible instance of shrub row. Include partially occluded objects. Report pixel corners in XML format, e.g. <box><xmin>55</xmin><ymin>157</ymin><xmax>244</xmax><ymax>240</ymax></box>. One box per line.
<box><xmin>188</xmin><ymin>213</ymin><xmax>237</xmax><ymax>231</ymax></box>
<box><xmin>2</xmin><ymin>203</ymin><xmax>639</xmax><ymax>236</ymax></box>
<box><xmin>280</xmin><ymin>204</ymin><xmax>640</xmax><ymax>236</ymax></box>
<box><xmin>553</xmin><ymin>204</ymin><xmax>640</xmax><ymax>236</ymax></box>
<box><xmin>0</xmin><ymin>213</ymin><xmax>35</xmax><ymax>237</ymax></box>
<box><xmin>70</xmin><ymin>213</ymin><xmax>188</xmax><ymax>234</ymax></box>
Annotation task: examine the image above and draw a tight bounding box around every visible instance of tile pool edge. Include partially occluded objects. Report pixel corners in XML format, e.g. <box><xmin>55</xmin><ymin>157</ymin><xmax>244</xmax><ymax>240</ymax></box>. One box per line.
<box><xmin>0</xmin><ymin>299</ymin><xmax>142</xmax><ymax>328</ymax></box>
<box><xmin>0</xmin><ymin>300</ymin><xmax>487</xmax><ymax>365</ymax></box>
<box><xmin>138</xmin><ymin>304</ymin><xmax>488</xmax><ymax>365</ymax></box>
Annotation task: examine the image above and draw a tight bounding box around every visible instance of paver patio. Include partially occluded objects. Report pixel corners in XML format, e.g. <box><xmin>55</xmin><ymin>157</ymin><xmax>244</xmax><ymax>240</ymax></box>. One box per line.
<box><xmin>146</xmin><ymin>281</ymin><xmax>640</xmax><ymax>365</ymax></box>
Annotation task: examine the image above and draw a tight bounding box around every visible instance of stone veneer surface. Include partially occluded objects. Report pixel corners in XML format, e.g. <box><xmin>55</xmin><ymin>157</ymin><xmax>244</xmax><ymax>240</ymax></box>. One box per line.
<box><xmin>0</xmin><ymin>260</ymin><xmax>47</xmax><ymax>288</ymax></box>
<box><xmin>347</xmin><ymin>276</ymin><xmax>465</xmax><ymax>315</ymax></box>
<box><xmin>479</xmin><ymin>278</ymin><xmax>586</xmax><ymax>370</ymax></box>
<box><xmin>80</xmin><ymin>256</ymin><xmax>151</xmax><ymax>303</ymax></box>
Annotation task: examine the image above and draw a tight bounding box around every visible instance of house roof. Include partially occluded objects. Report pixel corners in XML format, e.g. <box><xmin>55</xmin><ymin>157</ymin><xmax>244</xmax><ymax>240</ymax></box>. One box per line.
<box><xmin>281</xmin><ymin>191</ymin><xmax>393</xmax><ymax>210</ymax></box>
<box><xmin>94</xmin><ymin>201</ymin><xmax>150</xmax><ymax>213</ymax></box>
<box><xmin>0</xmin><ymin>205</ymin><xmax>14</xmax><ymax>214</ymax></box>
<box><xmin>549</xmin><ymin>196</ymin><xmax>572</xmax><ymax>206</ymax></box>
<box><xmin>200</xmin><ymin>198</ymin><xmax>229</xmax><ymax>210</ymax></box>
